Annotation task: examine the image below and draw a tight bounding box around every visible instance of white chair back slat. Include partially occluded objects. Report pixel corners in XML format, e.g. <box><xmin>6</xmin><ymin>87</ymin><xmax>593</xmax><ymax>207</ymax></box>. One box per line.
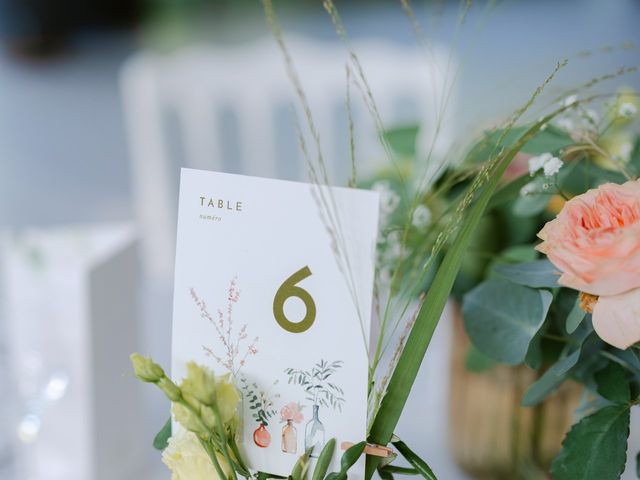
<box><xmin>121</xmin><ymin>36</ymin><xmax>452</xmax><ymax>280</ymax></box>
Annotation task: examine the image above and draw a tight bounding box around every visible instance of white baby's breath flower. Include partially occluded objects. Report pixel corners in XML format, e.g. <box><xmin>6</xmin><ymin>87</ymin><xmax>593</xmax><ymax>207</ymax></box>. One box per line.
<box><xmin>373</xmin><ymin>181</ymin><xmax>400</xmax><ymax>215</ymax></box>
<box><xmin>563</xmin><ymin>95</ymin><xmax>578</xmax><ymax>107</ymax></box>
<box><xmin>411</xmin><ymin>205</ymin><xmax>432</xmax><ymax>229</ymax></box>
<box><xmin>618</xmin><ymin>102</ymin><xmax>638</xmax><ymax>119</ymax></box>
<box><xmin>520</xmin><ymin>182</ymin><xmax>537</xmax><ymax>196</ymax></box>
<box><xmin>543</xmin><ymin>156</ymin><xmax>564</xmax><ymax>177</ymax></box>
<box><xmin>583</xmin><ymin>108</ymin><xmax>600</xmax><ymax>125</ymax></box>
<box><xmin>528</xmin><ymin>153</ymin><xmax>553</xmax><ymax>176</ymax></box>
<box><xmin>555</xmin><ymin>117</ymin><xmax>574</xmax><ymax>132</ymax></box>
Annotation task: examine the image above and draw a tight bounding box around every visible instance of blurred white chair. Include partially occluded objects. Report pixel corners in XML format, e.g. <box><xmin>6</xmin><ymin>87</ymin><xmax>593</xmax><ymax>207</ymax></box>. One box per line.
<box><xmin>120</xmin><ymin>36</ymin><xmax>452</xmax><ymax>281</ymax></box>
<box><xmin>1</xmin><ymin>224</ymin><xmax>147</xmax><ymax>480</ymax></box>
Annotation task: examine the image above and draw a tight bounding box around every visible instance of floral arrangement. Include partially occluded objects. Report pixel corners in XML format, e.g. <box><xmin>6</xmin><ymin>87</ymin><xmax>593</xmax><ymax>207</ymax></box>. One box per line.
<box><xmin>457</xmin><ymin>97</ymin><xmax>640</xmax><ymax>479</ymax></box>
<box><xmin>129</xmin><ymin>1</ymin><xmax>640</xmax><ymax>479</ymax></box>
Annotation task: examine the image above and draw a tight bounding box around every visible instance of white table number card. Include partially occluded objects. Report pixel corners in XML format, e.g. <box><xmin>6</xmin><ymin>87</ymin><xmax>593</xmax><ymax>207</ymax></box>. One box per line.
<box><xmin>172</xmin><ymin>169</ymin><xmax>379</xmax><ymax>477</ymax></box>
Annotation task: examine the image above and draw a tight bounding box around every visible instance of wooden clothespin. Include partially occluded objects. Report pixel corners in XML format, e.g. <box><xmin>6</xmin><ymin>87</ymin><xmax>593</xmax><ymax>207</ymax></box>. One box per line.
<box><xmin>340</xmin><ymin>441</ymin><xmax>394</xmax><ymax>458</ymax></box>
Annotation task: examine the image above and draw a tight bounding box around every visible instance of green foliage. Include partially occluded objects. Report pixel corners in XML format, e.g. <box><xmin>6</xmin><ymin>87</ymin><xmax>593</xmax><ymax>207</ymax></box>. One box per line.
<box><xmin>522</xmin><ymin>349</ymin><xmax>581</xmax><ymax>406</ymax></box>
<box><xmin>493</xmin><ymin>259</ymin><xmax>560</xmax><ymax>288</ymax></box>
<box><xmin>391</xmin><ymin>438</ymin><xmax>437</xmax><ymax>480</ymax></box>
<box><xmin>325</xmin><ymin>441</ymin><xmax>367</xmax><ymax>480</ymax></box>
<box><xmin>565</xmin><ymin>294</ymin><xmax>587</xmax><ymax>334</ymax></box>
<box><xmin>595</xmin><ymin>363</ymin><xmax>630</xmax><ymax>404</ymax></box>
<box><xmin>463</xmin><ymin>278</ymin><xmax>552</xmax><ymax>364</ymax></box>
<box><xmin>311</xmin><ymin>439</ymin><xmax>336</xmax><ymax>480</ymax></box>
<box><xmin>551</xmin><ymin>405</ymin><xmax>631</xmax><ymax>480</ymax></box>
<box><xmin>382</xmin><ymin>125</ymin><xmax>420</xmax><ymax>157</ymax></box>
<box><xmin>153</xmin><ymin>417</ymin><xmax>172</xmax><ymax>451</ymax></box>
<box><xmin>465</xmin><ymin>344</ymin><xmax>497</xmax><ymax>373</ymax></box>
<box><xmin>285</xmin><ymin>359</ymin><xmax>345</xmax><ymax>411</ymax></box>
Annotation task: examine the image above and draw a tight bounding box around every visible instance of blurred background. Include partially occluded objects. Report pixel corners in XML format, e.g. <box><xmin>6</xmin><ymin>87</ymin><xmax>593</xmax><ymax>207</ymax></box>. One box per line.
<box><xmin>0</xmin><ymin>0</ymin><xmax>639</xmax><ymax>479</ymax></box>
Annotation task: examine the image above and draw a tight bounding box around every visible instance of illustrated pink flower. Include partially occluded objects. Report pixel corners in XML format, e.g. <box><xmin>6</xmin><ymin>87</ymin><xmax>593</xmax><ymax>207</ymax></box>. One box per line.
<box><xmin>280</xmin><ymin>402</ymin><xmax>304</xmax><ymax>424</ymax></box>
<box><xmin>536</xmin><ymin>180</ymin><xmax>640</xmax><ymax>349</ymax></box>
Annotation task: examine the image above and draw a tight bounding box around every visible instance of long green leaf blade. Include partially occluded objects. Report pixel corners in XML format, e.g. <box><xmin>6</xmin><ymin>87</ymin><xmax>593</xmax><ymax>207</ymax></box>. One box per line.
<box><xmin>366</xmin><ymin>108</ymin><xmax>566</xmax><ymax>478</ymax></box>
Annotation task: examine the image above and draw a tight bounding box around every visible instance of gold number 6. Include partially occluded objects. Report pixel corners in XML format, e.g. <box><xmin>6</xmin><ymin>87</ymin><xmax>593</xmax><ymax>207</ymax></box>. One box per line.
<box><xmin>273</xmin><ymin>266</ymin><xmax>316</xmax><ymax>333</ymax></box>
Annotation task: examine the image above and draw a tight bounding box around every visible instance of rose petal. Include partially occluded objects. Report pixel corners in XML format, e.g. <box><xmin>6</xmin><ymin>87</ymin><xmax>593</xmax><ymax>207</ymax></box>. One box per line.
<box><xmin>592</xmin><ymin>288</ymin><xmax>640</xmax><ymax>349</ymax></box>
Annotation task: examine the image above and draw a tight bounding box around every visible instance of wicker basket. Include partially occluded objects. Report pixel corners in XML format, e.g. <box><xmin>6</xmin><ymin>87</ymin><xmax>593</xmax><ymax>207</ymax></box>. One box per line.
<box><xmin>448</xmin><ymin>305</ymin><xmax>582</xmax><ymax>479</ymax></box>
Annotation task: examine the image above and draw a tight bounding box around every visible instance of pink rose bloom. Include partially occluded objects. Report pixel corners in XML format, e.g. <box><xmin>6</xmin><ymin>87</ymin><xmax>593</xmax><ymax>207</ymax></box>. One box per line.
<box><xmin>280</xmin><ymin>402</ymin><xmax>304</xmax><ymax>424</ymax></box>
<box><xmin>536</xmin><ymin>180</ymin><xmax>640</xmax><ymax>349</ymax></box>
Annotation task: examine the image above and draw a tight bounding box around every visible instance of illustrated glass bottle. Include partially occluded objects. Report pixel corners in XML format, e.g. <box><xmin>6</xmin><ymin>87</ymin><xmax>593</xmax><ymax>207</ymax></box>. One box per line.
<box><xmin>281</xmin><ymin>419</ymin><xmax>297</xmax><ymax>454</ymax></box>
<box><xmin>304</xmin><ymin>405</ymin><xmax>325</xmax><ymax>457</ymax></box>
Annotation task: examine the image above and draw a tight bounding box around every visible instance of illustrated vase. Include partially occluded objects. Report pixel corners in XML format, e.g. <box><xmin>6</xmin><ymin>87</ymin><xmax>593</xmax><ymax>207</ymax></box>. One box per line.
<box><xmin>253</xmin><ymin>424</ymin><xmax>271</xmax><ymax>448</ymax></box>
<box><xmin>281</xmin><ymin>419</ymin><xmax>297</xmax><ymax>454</ymax></box>
<box><xmin>448</xmin><ymin>303</ymin><xmax>583</xmax><ymax>479</ymax></box>
<box><xmin>304</xmin><ymin>405</ymin><xmax>325</xmax><ymax>457</ymax></box>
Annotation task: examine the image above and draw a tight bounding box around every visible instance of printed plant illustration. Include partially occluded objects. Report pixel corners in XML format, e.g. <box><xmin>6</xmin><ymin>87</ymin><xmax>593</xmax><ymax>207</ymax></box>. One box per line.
<box><xmin>240</xmin><ymin>377</ymin><xmax>280</xmax><ymax>448</ymax></box>
<box><xmin>285</xmin><ymin>359</ymin><xmax>345</xmax><ymax>411</ymax></box>
<box><xmin>191</xmin><ymin>277</ymin><xmax>259</xmax><ymax>377</ymax></box>
<box><xmin>280</xmin><ymin>402</ymin><xmax>304</xmax><ymax>454</ymax></box>
<box><xmin>285</xmin><ymin>359</ymin><xmax>345</xmax><ymax>457</ymax></box>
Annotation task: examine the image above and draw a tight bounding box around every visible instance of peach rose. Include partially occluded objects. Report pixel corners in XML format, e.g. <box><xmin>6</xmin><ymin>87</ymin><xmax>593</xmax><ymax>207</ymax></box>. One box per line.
<box><xmin>536</xmin><ymin>180</ymin><xmax>640</xmax><ymax>349</ymax></box>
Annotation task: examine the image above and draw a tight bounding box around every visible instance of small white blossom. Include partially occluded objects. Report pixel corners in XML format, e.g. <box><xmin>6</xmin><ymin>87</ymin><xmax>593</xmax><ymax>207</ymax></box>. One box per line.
<box><xmin>411</xmin><ymin>205</ymin><xmax>432</xmax><ymax>229</ymax></box>
<box><xmin>520</xmin><ymin>182</ymin><xmax>537</xmax><ymax>196</ymax></box>
<box><xmin>528</xmin><ymin>153</ymin><xmax>553</xmax><ymax>175</ymax></box>
<box><xmin>563</xmin><ymin>95</ymin><xmax>578</xmax><ymax>107</ymax></box>
<box><xmin>555</xmin><ymin>117</ymin><xmax>574</xmax><ymax>132</ymax></box>
<box><xmin>373</xmin><ymin>181</ymin><xmax>401</xmax><ymax>216</ymax></box>
<box><xmin>618</xmin><ymin>102</ymin><xmax>638</xmax><ymax>119</ymax></box>
<box><xmin>583</xmin><ymin>108</ymin><xmax>600</xmax><ymax>125</ymax></box>
<box><xmin>543</xmin><ymin>156</ymin><xmax>564</xmax><ymax>177</ymax></box>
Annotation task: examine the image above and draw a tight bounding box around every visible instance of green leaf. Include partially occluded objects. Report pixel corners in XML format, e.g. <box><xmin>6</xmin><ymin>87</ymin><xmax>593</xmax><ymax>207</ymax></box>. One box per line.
<box><xmin>366</xmin><ymin>109</ymin><xmax>567</xmax><ymax>479</ymax></box>
<box><xmin>311</xmin><ymin>438</ymin><xmax>336</xmax><ymax>480</ymax></box>
<box><xmin>522</xmin><ymin>349</ymin><xmax>580</xmax><ymax>406</ymax></box>
<box><xmin>565</xmin><ymin>295</ymin><xmax>587</xmax><ymax>334</ymax></box>
<box><xmin>391</xmin><ymin>439</ymin><xmax>437</xmax><ymax>480</ymax></box>
<box><xmin>493</xmin><ymin>259</ymin><xmax>560</xmax><ymax>288</ymax></box>
<box><xmin>595</xmin><ymin>363</ymin><xmax>630</xmax><ymax>404</ymax></box>
<box><xmin>379</xmin><ymin>466</ymin><xmax>419</xmax><ymax>475</ymax></box>
<box><xmin>465</xmin><ymin>344</ymin><xmax>497</xmax><ymax>372</ymax></box>
<box><xmin>512</xmin><ymin>191</ymin><xmax>550</xmax><ymax>217</ymax></box>
<box><xmin>340</xmin><ymin>441</ymin><xmax>366</xmax><ymax>473</ymax></box>
<box><xmin>463</xmin><ymin>279</ymin><xmax>552</xmax><ymax>364</ymax></box>
<box><xmin>551</xmin><ymin>405</ymin><xmax>630</xmax><ymax>480</ymax></box>
<box><xmin>291</xmin><ymin>448</ymin><xmax>312</xmax><ymax>480</ymax></box>
<box><xmin>382</xmin><ymin>125</ymin><xmax>420</xmax><ymax>157</ymax></box>
<box><xmin>153</xmin><ymin>418</ymin><xmax>172</xmax><ymax>451</ymax></box>
<box><xmin>636</xmin><ymin>450</ymin><xmax>640</xmax><ymax>479</ymax></box>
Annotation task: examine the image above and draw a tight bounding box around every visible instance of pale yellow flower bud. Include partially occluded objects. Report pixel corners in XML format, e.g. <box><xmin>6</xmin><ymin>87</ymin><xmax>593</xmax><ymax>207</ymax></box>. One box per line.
<box><xmin>130</xmin><ymin>353</ymin><xmax>165</xmax><ymax>383</ymax></box>
<box><xmin>158</xmin><ymin>377</ymin><xmax>182</xmax><ymax>402</ymax></box>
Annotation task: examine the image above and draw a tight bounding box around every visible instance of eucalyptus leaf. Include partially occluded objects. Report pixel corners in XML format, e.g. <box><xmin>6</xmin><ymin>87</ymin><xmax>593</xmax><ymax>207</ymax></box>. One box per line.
<box><xmin>565</xmin><ymin>295</ymin><xmax>587</xmax><ymax>334</ymax></box>
<box><xmin>512</xmin><ymin>191</ymin><xmax>550</xmax><ymax>217</ymax></box>
<box><xmin>466</xmin><ymin>344</ymin><xmax>497</xmax><ymax>373</ymax></box>
<box><xmin>463</xmin><ymin>279</ymin><xmax>552</xmax><ymax>364</ymax></box>
<box><xmin>551</xmin><ymin>405</ymin><xmax>630</xmax><ymax>480</ymax></box>
<box><xmin>522</xmin><ymin>349</ymin><xmax>580</xmax><ymax>406</ymax></box>
<box><xmin>595</xmin><ymin>362</ymin><xmax>630</xmax><ymax>404</ymax></box>
<box><xmin>493</xmin><ymin>259</ymin><xmax>560</xmax><ymax>288</ymax></box>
